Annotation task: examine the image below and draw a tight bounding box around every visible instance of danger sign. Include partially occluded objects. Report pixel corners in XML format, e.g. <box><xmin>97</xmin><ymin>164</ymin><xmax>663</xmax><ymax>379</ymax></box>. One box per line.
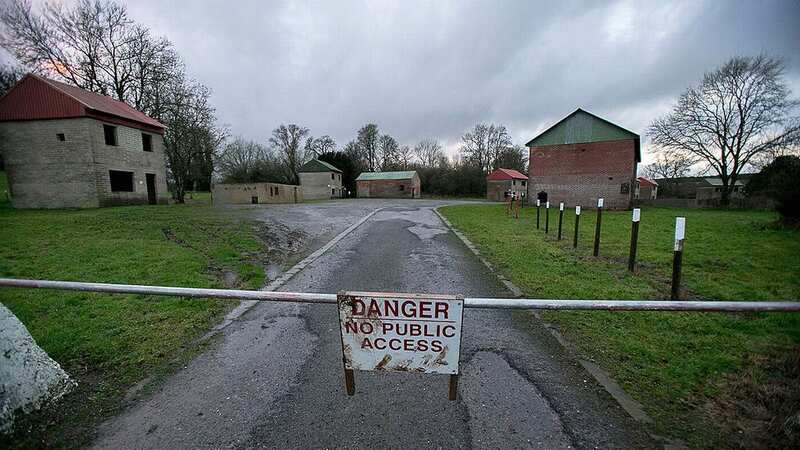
<box><xmin>337</xmin><ymin>292</ymin><xmax>464</xmax><ymax>375</ymax></box>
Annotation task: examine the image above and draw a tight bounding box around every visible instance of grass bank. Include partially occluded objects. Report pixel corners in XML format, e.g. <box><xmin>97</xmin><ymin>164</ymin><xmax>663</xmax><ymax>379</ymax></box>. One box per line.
<box><xmin>0</xmin><ymin>179</ymin><xmax>266</xmax><ymax>448</ymax></box>
<box><xmin>439</xmin><ymin>203</ymin><xmax>800</xmax><ymax>448</ymax></box>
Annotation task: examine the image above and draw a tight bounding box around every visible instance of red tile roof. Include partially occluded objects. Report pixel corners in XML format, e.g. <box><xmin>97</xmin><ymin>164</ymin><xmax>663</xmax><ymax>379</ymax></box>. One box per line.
<box><xmin>0</xmin><ymin>74</ymin><xmax>165</xmax><ymax>133</ymax></box>
<box><xmin>637</xmin><ymin>176</ymin><xmax>658</xmax><ymax>186</ymax></box>
<box><xmin>487</xmin><ymin>168</ymin><xmax>528</xmax><ymax>181</ymax></box>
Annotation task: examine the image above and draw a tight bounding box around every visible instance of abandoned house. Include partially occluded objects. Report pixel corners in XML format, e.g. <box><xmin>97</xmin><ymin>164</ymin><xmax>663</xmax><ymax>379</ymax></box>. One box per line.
<box><xmin>212</xmin><ymin>182</ymin><xmax>302</xmax><ymax>205</ymax></box>
<box><xmin>526</xmin><ymin>108</ymin><xmax>640</xmax><ymax>210</ymax></box>
<box><xmin>299</xmin><ymin>159</ymin><xmax>343</xmax><ymax>200</ymax></box>
<box><xmin>356</xmin><ymin>171</ymin><xmax>421</xmax><ymax>198</ymax></box>
<box><xmin>0</xmin><ymin>74</ymin><xmax>169</xmax><ymax>208</ymax></box>
<box><xmin>486</xmin><ymin>168</ymin><xmax>528</xmax><ymax>202</ymax></box>
<box><xmin>634</xmin><ymin>177</ymin><xmax>658</xmax><ymax>200</ymax></box>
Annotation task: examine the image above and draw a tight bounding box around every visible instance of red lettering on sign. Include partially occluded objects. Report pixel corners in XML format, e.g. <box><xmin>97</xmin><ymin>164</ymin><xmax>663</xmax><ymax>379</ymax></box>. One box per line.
<box><xmin>435</xmin><ymin>302</ymin><xmax>449</xmax><ymax>319</ymax></box>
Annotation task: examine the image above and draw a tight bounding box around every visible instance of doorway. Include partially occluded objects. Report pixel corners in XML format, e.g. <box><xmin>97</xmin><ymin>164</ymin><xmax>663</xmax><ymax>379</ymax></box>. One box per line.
<box><xmin>146</xmin><ymin>174</ymin><xmax>157</xmax><ymax>205</ymax></box>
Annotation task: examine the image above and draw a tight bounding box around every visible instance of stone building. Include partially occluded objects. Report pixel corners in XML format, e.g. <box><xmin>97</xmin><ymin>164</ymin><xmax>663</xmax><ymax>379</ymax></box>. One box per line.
<box><xmin>486</xmin><ymin>168</ymin><xmax>528</xmax><ymax>202</ymax></box>
<box><xmin>299</xmin><ymin>159</ymin><xmax>343</xmax><ymax>200</ymax></box>
<box><xmin>356</xmin><ymin>171</ymin><xmax>421</xmax><ymax>198</ymax></box>
<box><xmin>0</xmin><ymin>74</ymin><xmax>169</xmax><ymax>208</ymax></box>
<box><xmin>526</xmin><ymin>108</ymin><xmax>640</xmax><ymax>210</ymax></box>
<box><xmin>212</xmin><ymin>182</ymin><xmax>302</xmax><ymax>205</ymax></box>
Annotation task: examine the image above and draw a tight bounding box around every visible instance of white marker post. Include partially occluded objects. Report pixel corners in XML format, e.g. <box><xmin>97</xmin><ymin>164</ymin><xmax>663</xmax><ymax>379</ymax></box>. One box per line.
<box><xmin>536</xmin><ymin>199</ymin><xmax>541</xmax><ymax>229</ymax></box>
<box><xmin>573</xmin><ymin>206</ymin><xmax>581</xmax><ymax>248</ymax></box>
<box><xmin>557</xmin><ymin>202</ymin><xmax>565</xmax><ymax>240</ymax></box>
<box><xmin>671</xmin><ymin>217</ymin><xmax>686</xmax><ymax>300</ymax></box>
<box><xmin>628</xmin><ymin>208</ymin><xmax>641</xmax><ymax>272</ymax></box>
<box><xmin>545</xmin><ymin>201</ymin><xmax>550</xmax><ymax>234</ymax></box>
<box><xmin>593</xmin><ymin>198</ymin><xmax>604</xmax><ymax>256</ymax></box>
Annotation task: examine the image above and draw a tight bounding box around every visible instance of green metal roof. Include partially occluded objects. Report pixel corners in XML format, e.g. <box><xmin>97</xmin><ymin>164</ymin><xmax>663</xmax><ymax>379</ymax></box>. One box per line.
<box><xmin>299</xmin><ymin>159</ymin><xmax>342</xmax><ymax>173</ymax></box>
<box><xmin>525</xmin><ymin>108</ymin><xmax>641</xmax><ymax>162</ymax></box>
<box><xmin>356</xmin><ymin>171</ymin><xmax>418</xmax><ymax>181</ymax></box>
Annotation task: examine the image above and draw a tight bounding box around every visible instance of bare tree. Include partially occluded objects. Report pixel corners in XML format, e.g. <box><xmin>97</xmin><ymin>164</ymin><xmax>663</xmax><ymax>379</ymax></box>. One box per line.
<box><xmin>216</xmin><ymin>137</ymin><xmax>267</xmax><ymax>182</ymax></box>
<box><xmin>649</xmin><ymin>55</ymin><xmax>800</xmax><ymax>205</ymax></box>
<box><xmin>304</xmin><ymin>135</ymin><xmax>336</xmax><ymax>158</ymax></box>
<box><xmin>396</xmin><ymin>145</ymin><xmax>413</xmax><ymax>170</ymax></box>
<box><xmin>269</xmin><ymin>124</ymin><xmax>309</xmax><ymax>184</ymax></box>
<box><xmin>356</xmin><ymin>123</ymin><xmax>379</xmax><ymax>171</ymax></box>
<box><xmin>643</xmin><ymin>150</ymin><xmax>699</xmax><ymax>179</ymax></box>
<box><xmin>378</xmin><ymin>134</ymin><xmax>398</xmax><ymax>170</ymax></box>
<box><xmin>494</xmin><ymin>145</ymin><xmax>528</xmax><ymax>173</ymax></box>
<box><xmin>0</xmin><ymin>63</ymin><xmax>25</xmax><ymax>96</ymax></box>
<box><xmin>460</xmin><ymin>123</ymin><xmax>512</xmax><ymax>174</ymax></box>
<box><xmin>414</xmin><ymin>139</ymin><xmax>444</xmax><ymax>167</ymax></box>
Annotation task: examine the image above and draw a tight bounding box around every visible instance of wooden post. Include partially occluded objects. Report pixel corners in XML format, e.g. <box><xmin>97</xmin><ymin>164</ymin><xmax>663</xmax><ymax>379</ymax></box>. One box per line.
<box><xmin>671</xmin><ymin>217</ymin><xmax>686</xmax><ymax>300</ymax></box>
<box><xmin>593</xmin><ymin>198</ymin><xmax>604</xmax><ymax>257</ymax></box>
<box><xmin>545</xmin><ymin>201</ymin><xmax>550</xmax><ymax>234</ymax></box>
<box><xmin>536</xmin><ymin>199</ymin><xmax>540</xmax><ymax>229</ymax></box>
<box><xmin>628</xmin><ymin>208</ymin><xmax>641</xmax><ymax>272</ymax></box>
<box><xmin>343</xmin><ymin>368</ymin><xmax>355</xmax><ymax>395</ymax></box>
<box><xmin>557</xmin><ymin>202</ymin><xmax>564</xmax><ymax>240</ymax></box>
<box><xmin>573</xmin><ymin>206</ymin><xmax>581</xmax><ymax>248</ymax></box>
<box><xmin>448</xmin><ymin>374</ymin><xmax>459</xmax><ymax>401</ymax></box>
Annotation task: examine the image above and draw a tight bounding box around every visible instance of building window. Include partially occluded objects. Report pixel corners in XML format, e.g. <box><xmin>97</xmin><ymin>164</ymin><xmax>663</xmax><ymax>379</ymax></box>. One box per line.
<box><xmin>142</xmin><ymin>133</ymin><xmax>152</xmax><ymax>152</ymax></box>
<box><xmin>109</xmin><ymin>170</ymin><xmax>134</xmax><ymax>192</ymax></box>
<box><xmin>331</xmin><ymin>173</ymin><xmax>335</xmax><ymax>180</ymax></box>
<box><xmin>399</xmin><ymin>185</ymin><xmax>405</xmax><ymax>191</ymax></box>
<box><xmin>620</xmin><ymin>182</ymin><xmax>630</xmax><ymax>194</ymax></box>
<box><xmin>56</xmin><ymin>133</ymin><xmax>65</xmax><ymax>141</ymax></box>
<box><xmin>512</xmin><ymin>180</ymin><xmax>516</xmax><ymax>186</ymax></box>
<box><xmin>332</xmin><ymin>188</ymin><xmax>335</xmax><ymax>196</ymax></box>
<box><xmin>103</xmin><ymin>125</ymin><xmax>118</xmax><ymax>146</ymax></box>
<box><xmin>522</xmin><ymin>180</ymin><xmax>526</xmax><ymax>186</ymax></box>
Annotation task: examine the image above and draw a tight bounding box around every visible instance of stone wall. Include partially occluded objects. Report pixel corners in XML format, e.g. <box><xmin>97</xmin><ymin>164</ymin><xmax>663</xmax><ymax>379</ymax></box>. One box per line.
<box><xmin>528</xmin><ymin>139</ymin><xmax>637</xmax><ymax>210</ymax></box>
<box><xmin>0</xmin><ymin>118</ymin><xmax>169</xmax><ymax>208</ymax></box>
<box><xmin>299</xmin><ymin>171</ymin><xmax>342</xmax><ymax>200</ymax></box>
<box><xmin>357</xmin><ymin>176</ymin><xmax>421</xmax><ymax>198</ymax></box>
<box><xmin>212</xmin><ymin>182</ymin><xmax>302</xmax><ymax>205</ymax></box>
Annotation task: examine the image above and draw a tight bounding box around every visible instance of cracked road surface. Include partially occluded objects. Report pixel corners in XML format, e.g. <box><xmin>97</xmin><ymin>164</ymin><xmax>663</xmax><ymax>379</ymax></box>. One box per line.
<box><xmin>92</xmin><ymin>201</ymin><xmax>653</xmax><ymax>449</ymax></box>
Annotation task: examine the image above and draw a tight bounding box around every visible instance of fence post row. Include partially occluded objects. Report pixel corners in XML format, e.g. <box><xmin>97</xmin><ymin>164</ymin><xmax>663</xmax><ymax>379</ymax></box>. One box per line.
<box><xmin>671</xmin><ymin>217</ymin><xmax>686</xmax><ymax>300</ymax></box>
<box><xmin>557</xmin><ymin>202</ymin><xmax>564</xmax><ymax>240</ymax></box>
<box><xmin>573</xmin><ymin>206</ymin><xmax>581</xmax><ymax>248</ymax></box>
<box><xmin>593</xmin><ymin>198</ymin><xmax>604</xmax><ymax>257</ymax></box>
<box><xmin>628</xmin><ymin>208</ymin><xmax>641</xmax><ymax>272</ymax></box>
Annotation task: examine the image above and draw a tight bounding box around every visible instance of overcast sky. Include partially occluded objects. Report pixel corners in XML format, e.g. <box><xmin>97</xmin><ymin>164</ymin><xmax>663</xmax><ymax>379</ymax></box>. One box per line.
<box><xmin>7</xmin><ymin>1</ymin><xmax>800</xmax><ymax>164</ymax></box>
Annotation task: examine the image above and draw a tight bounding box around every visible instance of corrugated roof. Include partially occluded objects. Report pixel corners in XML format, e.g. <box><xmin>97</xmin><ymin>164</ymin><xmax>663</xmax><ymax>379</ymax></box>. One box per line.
<box><xmin>0</xmin><ymin>74</ymin><xmax>165</xmax><ymax>132</ymax></box>
<box><xmin>487</xmin><ymin>168</ymin><xmax>528</xmax><ymax>181</ymax></box>
<box><xmin>704</xmin><ymin>177</ymin><xmax>745</xmax><ymax>186</ymax></box>
<box><xmin>637</xmin><ymin>177</ymin><xmax>658</xmax><ymax>186</ymax></box>
<box><xmin>356</xmin><ymin>171</ymin><xmax>418</xmax><ymax>181</ymax></box>
<box><xmin>299</xmin><ymin>159</ymin><xmax>342</xmax><ymax>173</ymax></box>
<box><xmin>525</xmin><ymin>108</ymin><xmax>640</xmax><ymax>162</ymax></box>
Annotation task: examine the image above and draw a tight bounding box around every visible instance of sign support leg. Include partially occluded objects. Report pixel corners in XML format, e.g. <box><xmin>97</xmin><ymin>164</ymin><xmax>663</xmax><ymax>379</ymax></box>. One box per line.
<box><xmin>344</xmin><ymin>368</ymin><xmax>355</xmax><ymax>396</ymax></box>
<box><xmin>448</xmin><ymin>374</ymin><xmax>459</xmax><ymax>401</ymax></box>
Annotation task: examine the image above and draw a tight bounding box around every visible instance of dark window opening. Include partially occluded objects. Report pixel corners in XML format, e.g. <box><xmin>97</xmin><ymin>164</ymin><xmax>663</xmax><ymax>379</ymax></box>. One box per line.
<box><xmin>57</xmin><ymin>133</ymin><xmax>65</xmax><ymax>141</ymax></box>
<box><xmin>142</xmin><ymin>133</ymin><xmax>152</xmax><ymax>152</ymax></box>
<box><xmin>331</xmin><ymin>173</ymin><xmax>335</xmax><ymax>180</ymax></box>
<box><xmin>104</xmin><ymin>125</ymin><xmax>118</xmax><ymax>146</ymax></box>
<box><xmin>332</xmin><ymin>188</ymin><xmax>335</xmax><ymax>196</ymax></box>
<box><xmin>109</xmin><ymin>170</ymin><xmax>134</xmax><ymax>192</ymax></box>
<box><xmin>399</xmin><ymin>184</ymin><xmax>405</xmax><ymax>191</ymax></box>
<box><xmin>522</xmin><ymin>180</ymin><xmax>526</xmax><ymax>186</ymax></box>
<box><xmin>251</xmin><ymin>196</ymin><xmax>258</xmax><ymax>204</ymax></box>
<box><xmin>620</xmin><ymin>182</ymin><xmax>630</xmax><ymax>194</ymax></box>
<box><xmin>512</xmin><ymin>180</ymin><xmax>516</xmax><ymax>186</ymax></box>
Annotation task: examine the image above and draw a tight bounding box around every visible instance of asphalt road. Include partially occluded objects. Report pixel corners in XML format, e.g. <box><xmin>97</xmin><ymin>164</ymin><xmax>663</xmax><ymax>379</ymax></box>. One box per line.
<box><xmin>92</xmin><ymin>201</ymin><xmax>653</xmax><ymax>449</ymax></box>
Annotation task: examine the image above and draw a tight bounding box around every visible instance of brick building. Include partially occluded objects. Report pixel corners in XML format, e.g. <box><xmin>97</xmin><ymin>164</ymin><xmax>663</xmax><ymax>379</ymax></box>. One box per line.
<box><xmin>356</xmin><ymin>171</ymin><xmax>421</xmax><ymax>198</ymax></box>
<box><xmin>299</xmin><ymin>159</ymin><xmax>343</xmax><ymax>200</ymax></box>
<box><xmin>526</xmin><ymin>108</ymin><xmax>640</xmax><ymax>210</ymax></box>
<box><xmin>0</xmin><ymin>74</ymin><xmax>169</xmax><ymax>208</ymax></box>
<box><xmin>212</xmin><ymin>182</ymin><xmax>302</xmax><ymax>205</ymax></box>
<box><xmin>486</xmin><ymin>168</ymin><xmax>528</xmax><ymax>202</ymax></box>
<box><xmin>634</xmin><ymin>177</ymin><xmax>658</xmax><ymax>200</ymax></box>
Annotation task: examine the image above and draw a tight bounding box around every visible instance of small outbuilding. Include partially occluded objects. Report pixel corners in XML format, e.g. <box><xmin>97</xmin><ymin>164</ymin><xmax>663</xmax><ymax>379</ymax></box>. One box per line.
<box><xmin>299</xmin><ymin>159</ymin><xmax>343</xmax><ymax>200</ymax></box>
<box><xmin>0</xmin><ymin>74</ymin><xmax>169</xmax><ymax>208</ymax></box>
<box><xmin>356</xmin><ymin>171</ymin><xmax>421</xmax><ymax>198</ymax></box>
<box><xmin>486</xmin><ymin>168</ymin><xmax>528</xmax><ymax>202</ymax></box>
<box><xmin>212</xmin><ymin>182</ymin><xmax>302</xmax><ymax>205</ymax></box>
<box><xmin>634</xmin><ymin>177</ymin><xmax>658</xmax><ymax>200</ymax></box>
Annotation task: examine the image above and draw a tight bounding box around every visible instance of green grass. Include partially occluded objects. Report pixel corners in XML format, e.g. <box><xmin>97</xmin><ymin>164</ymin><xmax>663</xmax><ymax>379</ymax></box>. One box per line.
<box><xmin>0</xmin><ymin>176</ymin><xmax>266</xmax><ymax>448</ymax></box>
<box><xmin>440</xmin><ymin>203</ymin><xmax>800</xmax><ymax>448</ymax></box>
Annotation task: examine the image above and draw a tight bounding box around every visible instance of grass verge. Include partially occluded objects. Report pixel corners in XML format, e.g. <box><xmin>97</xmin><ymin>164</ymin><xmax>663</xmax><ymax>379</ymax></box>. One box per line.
<box><xmin>0</xmin><ymin>179</ymin><xmax>265</xmax><ymax>448</ymax></box>
<box><xmin>439</xmin><ymin>203</ymin><xmax>800</xmax><ymax>448</ymax></box>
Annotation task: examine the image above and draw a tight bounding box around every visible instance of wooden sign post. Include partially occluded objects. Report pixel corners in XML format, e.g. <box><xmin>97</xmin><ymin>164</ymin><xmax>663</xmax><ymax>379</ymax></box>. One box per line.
<box><xmin>536</xmin><ymin>199</ymin><xmax>540</xmax><ymax>229</ymax></box>
<box><xmin>557</xmin><ymin>202</ymin><xmax>564</xmax><ymax>240</ymax></box>
<box><xmin>593</xmin><ymin>198</ymin><xmax>604</xmax><ymax>257</ymax></box>
<box><xmin>628</xmin><ymin>208</ymin><xmax>641</xmax><ymax>272</ymax></box>
<box><xmin>671</xmin><ymin>218</ymin><xmax>686</xmax><ymax>300</ymax></box>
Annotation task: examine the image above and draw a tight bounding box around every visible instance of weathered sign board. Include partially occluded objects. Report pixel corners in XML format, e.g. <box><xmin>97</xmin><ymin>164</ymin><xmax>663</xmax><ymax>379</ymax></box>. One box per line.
<box><xmin>337</xmin><ymin>291</ymin><xmax>464</xmax><ymax>399</ymax></box>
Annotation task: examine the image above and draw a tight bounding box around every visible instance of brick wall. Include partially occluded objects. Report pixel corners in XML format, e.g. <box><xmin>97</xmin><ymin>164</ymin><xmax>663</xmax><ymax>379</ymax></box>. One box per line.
<box><xmin>487</xmin><ymin>179</ymin><xmax>526</xmax><ymax>202</ymax></box>
<box><xmin>527</xmin><ymin>139</ymin><xmax>636</xmax><ymax>210</ymax></box>
<box><xmin>357</xmin><ymin>176</ymin><xmax>421</xmax><ymax>198</ymax></box>
<box><xmin>299</xmin><ymin>171</ymin><xmax>342</xmax><ymax>200</ymax></box>
<box><xmin>0</xmin><ymin>118</ymin><xmax>169</xmax><ymax>208</ymax></box>
<box><xmin>212</xmin><ymin>182</ymin><xmax>302</xmax><ymax>205</ymax></box>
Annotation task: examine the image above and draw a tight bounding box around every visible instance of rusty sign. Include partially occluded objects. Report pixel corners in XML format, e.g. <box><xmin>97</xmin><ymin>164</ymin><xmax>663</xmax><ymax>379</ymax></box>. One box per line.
<box><xmin>338</xmin><ymin>292</ymin><xmax>464</xmax><ymax>375</ymax></box>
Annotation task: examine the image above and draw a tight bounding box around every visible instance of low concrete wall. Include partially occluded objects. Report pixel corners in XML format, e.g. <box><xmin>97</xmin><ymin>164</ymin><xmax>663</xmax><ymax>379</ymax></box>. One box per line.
<box><xmin>212</xmin><ymin>182</ymin><xmax>302</xmax><ymax>205</ymax></box>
